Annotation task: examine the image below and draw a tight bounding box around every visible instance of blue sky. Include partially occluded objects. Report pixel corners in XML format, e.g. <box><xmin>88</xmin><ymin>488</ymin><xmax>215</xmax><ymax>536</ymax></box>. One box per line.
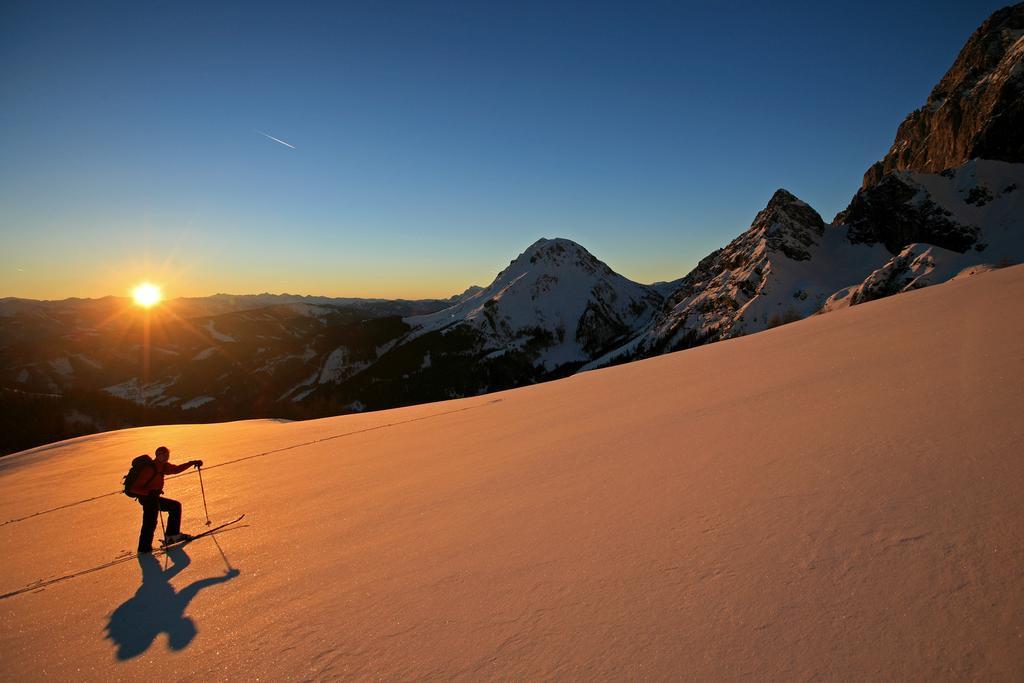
<box><xmin>0</xmin><ymin>1</ymin><xmax>1007</xmax><ymax>299</ymax></box>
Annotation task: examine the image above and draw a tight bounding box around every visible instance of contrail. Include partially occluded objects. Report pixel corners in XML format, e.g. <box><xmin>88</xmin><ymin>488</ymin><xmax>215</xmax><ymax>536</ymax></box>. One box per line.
<box><xmin>257</xmin><ymin>130</ymin><xmax>296</xmax><ymax>149</ymax></box>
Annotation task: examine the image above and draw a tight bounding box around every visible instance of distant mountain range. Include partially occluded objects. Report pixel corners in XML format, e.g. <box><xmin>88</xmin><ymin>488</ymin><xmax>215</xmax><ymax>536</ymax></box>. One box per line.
<box><xmin>2</xmin><ymin>3</ymin><xmax>1022</xmax><ymax>455</ymax></box>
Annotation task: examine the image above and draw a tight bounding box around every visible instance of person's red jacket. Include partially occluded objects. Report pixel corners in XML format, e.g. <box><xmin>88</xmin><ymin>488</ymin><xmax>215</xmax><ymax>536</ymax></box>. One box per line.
<box><xmin>129</xmin><ymin>460</ymin><xmax>192</xmax><ymax>497</ymax></box>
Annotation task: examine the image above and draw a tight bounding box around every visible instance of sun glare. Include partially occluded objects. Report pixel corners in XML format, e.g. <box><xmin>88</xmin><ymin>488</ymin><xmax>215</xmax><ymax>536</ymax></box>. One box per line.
<box><xmin>132</xmin><ymin>282</ymin><xmax>163</xmax><ymax>308</ymax></box>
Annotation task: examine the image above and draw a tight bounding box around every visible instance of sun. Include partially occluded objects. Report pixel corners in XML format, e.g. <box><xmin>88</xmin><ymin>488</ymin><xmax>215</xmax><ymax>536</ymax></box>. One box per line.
<box><xmin>132</xmin><ymin>282</ymin><xmax>163</xmax><ymax>308</ymax></box>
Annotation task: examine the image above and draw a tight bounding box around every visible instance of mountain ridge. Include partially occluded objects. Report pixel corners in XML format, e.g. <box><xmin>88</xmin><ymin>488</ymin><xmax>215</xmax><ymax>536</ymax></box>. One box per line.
<box><xmin>2</xmin><ymin>4</ymin><xmax>1022</xmax><ymax>453</ymax></box>
<box><xmin>587</xmin><ymin>3</ymin><xmax>1024</xmax><ymax>367</ymax></box>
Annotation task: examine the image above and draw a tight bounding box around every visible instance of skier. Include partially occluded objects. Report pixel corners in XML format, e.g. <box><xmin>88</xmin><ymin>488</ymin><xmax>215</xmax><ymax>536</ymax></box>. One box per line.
<box><xmin>128</xmin><ymin>446</ymin><xmax>203</xmax><ymax>553</ymax></box>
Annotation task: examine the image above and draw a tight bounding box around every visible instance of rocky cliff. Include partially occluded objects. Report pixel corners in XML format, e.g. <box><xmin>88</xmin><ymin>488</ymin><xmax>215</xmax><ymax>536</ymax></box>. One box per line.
<box><xmin>862</xmin><ymin>3</ymin><xmax>1024</xmax><ymax>188</ymax></box>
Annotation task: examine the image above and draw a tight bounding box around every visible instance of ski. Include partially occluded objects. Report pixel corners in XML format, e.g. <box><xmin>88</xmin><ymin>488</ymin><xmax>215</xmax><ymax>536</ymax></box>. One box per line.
<box><xmin>1</xmin><ymin>516</ymin><xmax>247</xmax><ymax>600</ymax></box>
<box><xmin>159</xmin><ymin>514</ymin><xmax>246</xmax><ymax>550</ymax></box>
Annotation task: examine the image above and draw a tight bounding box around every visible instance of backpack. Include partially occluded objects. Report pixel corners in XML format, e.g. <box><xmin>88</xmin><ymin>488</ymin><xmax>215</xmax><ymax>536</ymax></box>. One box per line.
<box><xmin>122</xmin><ymin>455</ymin><xmax>155</xmax><ymax>497</ymax></box>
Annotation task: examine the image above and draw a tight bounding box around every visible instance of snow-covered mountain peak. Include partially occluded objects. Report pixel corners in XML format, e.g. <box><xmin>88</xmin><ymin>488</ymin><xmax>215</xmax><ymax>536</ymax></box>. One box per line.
<box><xmin>404</xmin><ymin>238</ymin><xmax>663</xmax><ymax>370</ymax></box>
<box><xmin>751</xmin><ymin>188</ymin><xmax>826</xmax><ymax>262</ymax></box>
<box><xmin>504</xmin><ymin>237</ymin><xmax>612</xmax><ymax>278</ymax></box>
<box><xmin>583</xmin><ymin>189</ymin><xmax>868</xmax><ymax>368</ymax></box>
<box><xmin>765</xmin><ymin>188</ymin><xmax>808</xmax><ymax>209</ymax></box>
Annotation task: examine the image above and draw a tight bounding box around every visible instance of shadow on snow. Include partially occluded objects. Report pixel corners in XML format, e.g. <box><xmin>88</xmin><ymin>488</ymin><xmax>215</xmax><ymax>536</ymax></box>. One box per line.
<box><xmin>105</xmin><ymin>545</ymin><xmax>239</xmax><ymax>660</ymax></box>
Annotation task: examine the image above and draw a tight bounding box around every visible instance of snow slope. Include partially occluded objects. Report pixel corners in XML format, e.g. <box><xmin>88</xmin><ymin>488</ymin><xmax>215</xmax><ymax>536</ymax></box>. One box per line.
<box><xmin>2</xmin><ymin>266</ymin><xmax>1023</xmax><ymax>679</ymax></box>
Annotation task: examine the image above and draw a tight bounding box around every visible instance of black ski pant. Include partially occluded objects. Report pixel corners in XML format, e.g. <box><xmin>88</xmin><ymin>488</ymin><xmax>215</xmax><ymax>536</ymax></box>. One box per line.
<box><xmin>136</xmin><ymin>494</ymin><xmax>182</xmax><ymax>551</ymax></box>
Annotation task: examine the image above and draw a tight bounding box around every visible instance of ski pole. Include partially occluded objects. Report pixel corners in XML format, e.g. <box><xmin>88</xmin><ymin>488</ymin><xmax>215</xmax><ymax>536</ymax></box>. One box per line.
<box><xmin>197</xmin><ymin>464</ymin><xmax>212</xmax><ymax>526</ymax></box>
<box><xmin>158</xmin><ymin>508</ymin><xmax>170</xmax><ymax>567</ymax></box>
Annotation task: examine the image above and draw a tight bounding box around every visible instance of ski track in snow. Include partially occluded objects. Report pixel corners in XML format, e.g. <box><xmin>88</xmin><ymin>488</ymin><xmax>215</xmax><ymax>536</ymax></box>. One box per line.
<box><xmin>0</xmin><ymin>398</ymin><xmax>505</xmax><ymax>527</ymax></box>
<box><xmin>0</xmin><ymin>524</ymin><xmax>249</xmax><ymax>600</ymax></box>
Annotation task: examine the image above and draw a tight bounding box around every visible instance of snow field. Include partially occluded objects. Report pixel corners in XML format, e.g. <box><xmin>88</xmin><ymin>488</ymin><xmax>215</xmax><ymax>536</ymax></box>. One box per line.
<box><xmin>1</xmin><ymin>265</ymin><xmax>1023</xmax><ymax>679</ymax></box>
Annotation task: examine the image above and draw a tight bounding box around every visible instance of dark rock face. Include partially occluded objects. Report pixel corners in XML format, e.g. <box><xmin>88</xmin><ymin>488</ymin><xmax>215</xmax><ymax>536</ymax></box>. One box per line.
<box><xmin>838</xmin><ymin>5</ymin><xmax>1023</xmax><ymax>255</ymax></box>
<box><xmin>862</xmin><ymin>4</ymin><xmax>1024</xmax><ymax>188</ymax></box>
<box><xmin>838</xmin><ymin>173</ymin><xmax>981</xmax><ymax>254</ymax></box>
<box><xmin>759</xmin><ymin>189</ymin><xmax>827</xmax><ymax>261</ymax></box>
<box><xmin>575</xmin><ymin>300</ymin><xmax>631</xmax><ymax>357</ymax></box>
